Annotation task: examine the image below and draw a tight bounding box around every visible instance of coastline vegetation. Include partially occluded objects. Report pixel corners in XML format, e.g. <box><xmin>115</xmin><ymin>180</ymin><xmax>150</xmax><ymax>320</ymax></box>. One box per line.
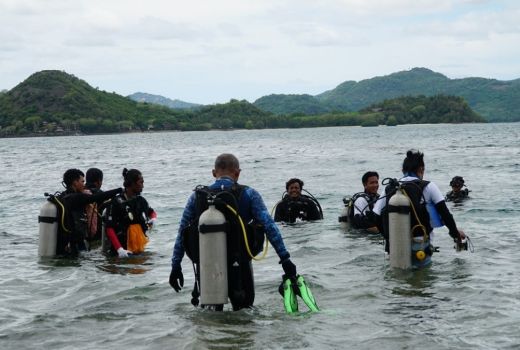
<box><xmin>0</xmin><ymin>70</ymin><xmax>485</xmax><ymax>137</ymax></box>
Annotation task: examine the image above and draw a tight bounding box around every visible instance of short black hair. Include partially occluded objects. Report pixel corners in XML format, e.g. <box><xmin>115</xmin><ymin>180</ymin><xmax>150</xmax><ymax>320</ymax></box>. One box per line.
<box><xmin>402</xmin><ymin>149</ymin><xmax>424</xmax><ymax>174</ymax></box>
<box><xmin>285</xmin><ymin>178</ymin><xmax>304</xmax><ymax>191</ymax></box>
<box><xmin>362</xmin><ymin>171</ymin><xmax>379</xmax><ymax>185</ymax></box>
<box><xmin>62</xmin><ymin>168</ymin><xmax>84</xmax><ymax>188</ymax></box>
<box><xmin>122</xmin><ymin>168</ymin><xmax>142</xmax><ymax>188</ymax></box>
<box><xmin>86</xmin><ymin>168</ymin><xmax>103</xmax><ymax>184</ymax></box>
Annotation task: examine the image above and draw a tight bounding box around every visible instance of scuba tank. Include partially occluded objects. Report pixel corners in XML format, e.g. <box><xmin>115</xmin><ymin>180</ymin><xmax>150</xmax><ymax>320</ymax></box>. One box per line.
<box><xmin>338</xmin><ymin>196</ymin><xmax>351</xmax><ymax>229</ymax></box>
<box><xmin>38</xmin><ymin>199</ymin><xmax>58</xmax><ymax>257</ymax></box>
<box><xmin>388</xmin><ymin>189</ymin><xmax>412</xmax><ymax>269</ymax></box>
<box><xmin>198</xmin><ymin>204</ymin><xmax>229</xmax><ymax>305</ymax></box>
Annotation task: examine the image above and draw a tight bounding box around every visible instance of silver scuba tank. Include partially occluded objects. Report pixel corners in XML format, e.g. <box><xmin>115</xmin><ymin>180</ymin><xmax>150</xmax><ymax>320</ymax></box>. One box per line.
<box><xmin>199</xmin><ymin>205</ymin><xmax>229</xmax><ymax>305</ymax></box>
<box><xmin>338</xmin><ymin>196</ymin><xmax>351</xmax><ymax>229</ymax></box>
<box><xmin>388</xmin><ymin>189</ymin><xmax>412</xmax><ymax>269</ymax></box>
<box><xmin>38</xmin><ymin>200</ymin><xmax>58</xmax><ymax>257</ymax></box>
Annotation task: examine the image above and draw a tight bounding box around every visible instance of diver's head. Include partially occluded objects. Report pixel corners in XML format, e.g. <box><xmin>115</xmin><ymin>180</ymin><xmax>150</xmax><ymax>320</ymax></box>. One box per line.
<box><xmin>402</xmin><ymin>149</ymin><xmax>425</xmax><ymax>179</ymax></box>
<box><xmin>213</xmin><ymin>153</ymin><xmax>241</xmax><ymax>181</ymax></box>
<box><xmin>362</xmin><ymin>171</ymin><xmax>379</xmax><ymax>195</ymax></box>
<box><xmin>450</xmin><ymin>176</ymin><xmax>465</xmax><ymax>192</ymax></box>
<box><xmin>86</xmin><ymin>167</ymin><xmax>103</xmax><ymax>189</ymax></box>
<box><xmin>286</xmin><ymin>178</ymin><xmax>304</xmax><ymax>199</ymax></box>
<box><xmin>123</xmin><ymin>168</ymin><xmax>143</xmax><ymax>195</ymax></box>
<box><xmin>62</xmin><ymin>168</ymin><xmax>85</xmax><ymax>192</ymax></box>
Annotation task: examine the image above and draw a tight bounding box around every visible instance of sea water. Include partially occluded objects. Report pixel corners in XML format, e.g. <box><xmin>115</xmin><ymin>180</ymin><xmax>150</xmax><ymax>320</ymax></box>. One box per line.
<box><xmin>0</xmin><ymin>123</ymin><xmax>519</xmax><ymax>349</ymax></box>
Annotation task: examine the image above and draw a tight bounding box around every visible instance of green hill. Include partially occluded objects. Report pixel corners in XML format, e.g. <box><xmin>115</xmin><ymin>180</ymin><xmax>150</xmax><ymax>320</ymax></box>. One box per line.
<box><xmin>0</xmin><ymin>70</ymin><xmax>484</xmax><ymax>137</ymax></box>
<box><xmin>254</xmin><ymin>94</ymin><xmax>331</xmax><ymax>115</ymax></box>
<box><xmin>0</xmin><ymin>70</ymin><xmax>182</xmax><ymax>135</ymax></box>
<box><xmin>255</xmin><ymin>68</ymin><xmax>520</xmax><ymax>122</ymax></box>
<box><xmin>362</xmin><ymin>94</ymin><xmax>485</xmax><ymax>125</ymax></box>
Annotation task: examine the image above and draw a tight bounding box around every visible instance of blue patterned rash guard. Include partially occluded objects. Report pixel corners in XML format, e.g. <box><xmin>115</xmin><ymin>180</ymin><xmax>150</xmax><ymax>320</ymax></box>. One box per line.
<box><xmin>171</xmin><ymin>177</ymin><xmax>290</xmax><ymax>270</ymax></box>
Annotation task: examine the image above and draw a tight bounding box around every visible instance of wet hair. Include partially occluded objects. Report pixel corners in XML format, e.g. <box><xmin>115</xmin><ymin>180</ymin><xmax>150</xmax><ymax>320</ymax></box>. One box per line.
<box><xmin>286</xmin><ymin>178</ymin><xmax>304</xmax><ymax>191</ymax></box>
<box><xmin>86</xmin><ymin>168</ymin><xmax>103</xmax><ymax>185</ymax></box>
<box><xmin>362</xmin><ymin>171</ymin><xmax>379</xmax><ymax>185</ymax></box>
<box><xmin>214</xmin><ymin>153</ymin><xmax>240</xmax><ymax>171</ymax></box>
<box><xmin>122</xmin><ymin>168</ymin><xmax>142</xmax><ymax>188</ymax></box>
<box><xmin>62</xmin><ymin>168</ymin><xmax>84</xmax><ymax>188</ymax></box>
<box><xmin>450</xmin><ymin>176</ymin><xmax>465</xmax><ymax>187</ymax></box>
<box><xmin>402</xmin><ymin>149</ymin><xmax>425</xmax><ymax>174</ymax></box>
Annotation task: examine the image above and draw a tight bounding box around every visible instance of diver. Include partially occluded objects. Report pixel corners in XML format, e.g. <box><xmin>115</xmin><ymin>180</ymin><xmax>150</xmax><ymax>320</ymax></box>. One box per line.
<box><xmin>56</xmin><ymin>169</ymin><xmax>122</xmax><ymax>256</ymax></box>
<box><xmin>445</xmin><ymin>176</ymin><xmax>470</xmax><ymax>202</ymax></box>
<box><xmin>104</xmin><ymin>168</ymin><xmax>157</xmax><ymax>258</ymax></box>
<box><xmin>339</xmin><ymin>171</ymin><xmax>379</xmax><ymax>233</ymax></box>
<box><xmin>273</xmin><ymin>178</ymin><xmax>323</xmax><ymax>223</ymax></box>
<box><xmin>372</xmin><ymin>150</ymin><xmax>466</xmax><ymax>267</ymax></box>
<box><xmin>169</xmin><ymin>153</ymin><xmax>299</xmax><ymax>311</ymax></box>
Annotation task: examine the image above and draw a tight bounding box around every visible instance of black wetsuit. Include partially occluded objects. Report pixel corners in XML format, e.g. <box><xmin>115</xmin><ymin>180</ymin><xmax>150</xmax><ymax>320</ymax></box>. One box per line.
<box><xmin>274</xmin><ymin>195</ymin><xmax>322</xmax><ymax>223</ymax></box>
<box><xmin>446</xmin><ymin>188</ymin><xmax>470</xmax><ymax>202</ymax></box>
<box><xmin>57</xmin><ymin>187</ymin><xmax>122</xmax><ymax>255</ymax></box>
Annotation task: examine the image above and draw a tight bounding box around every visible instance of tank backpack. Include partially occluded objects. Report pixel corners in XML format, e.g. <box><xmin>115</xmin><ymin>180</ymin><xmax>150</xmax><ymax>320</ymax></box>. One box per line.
<box><xmin>42</xmin><ymin>192</ymin><xmax>73</xmax><ymax>255</ymax></box>
<box><xmin>380</xmin><ymin>178</ymin><xmax>432</xmax><ymax>250</ymax></box>
<box><xmin>181</xmin><ymin>184</ymin><xmax>265</xmax><ymax>264</ymax></box>
<box><xmin>339</xmin><ymin>192</ymin><xmax>375</xmax><ymax>226</ymax></box>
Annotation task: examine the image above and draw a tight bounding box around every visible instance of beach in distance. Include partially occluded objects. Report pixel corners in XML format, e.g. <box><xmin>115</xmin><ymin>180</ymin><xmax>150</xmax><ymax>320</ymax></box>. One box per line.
<box><xmin>1</xmin><ymin>123</ymin><xmax>519</xmax><ymax>349</ymax></box>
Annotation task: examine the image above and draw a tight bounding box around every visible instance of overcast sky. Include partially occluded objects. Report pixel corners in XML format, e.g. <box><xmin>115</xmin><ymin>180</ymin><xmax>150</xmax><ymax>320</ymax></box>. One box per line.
<box><xmin>1</xmin><ymin>0</ymin><xmax>519</xmax><ymax>104</ymax></box>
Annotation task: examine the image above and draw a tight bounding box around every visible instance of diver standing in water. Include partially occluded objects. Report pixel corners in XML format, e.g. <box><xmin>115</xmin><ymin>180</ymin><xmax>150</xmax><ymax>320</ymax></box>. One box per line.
<box><xmin>56</xmin><ymin>169</ymin><xmax>122</xmax><ymax>256</ymax></box>
<box><xmin>373</xmin><ymin>150</ymin><xmax>466</xmax><ymax>267</ymax></box>
<box><xmin>169</xmin><ymin>153</ymin><xmax>299</xmax><ymax>311</ymax></box>
<box><xmin>273</xmin><ymin>178</ymin><xmax>323</xmax><ymax>223</ymax></box>
<box><xmin>104</xmin><ymin>168</ymin><xmax>157</xmax><ymax>258</ymax></box>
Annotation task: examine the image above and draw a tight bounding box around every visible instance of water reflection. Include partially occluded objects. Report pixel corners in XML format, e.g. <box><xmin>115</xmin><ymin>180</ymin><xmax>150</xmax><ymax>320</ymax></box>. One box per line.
<box><xmin>97</xmin><ymin>252</ymin><xmax>153</xmax><ymax>275</ymax></box>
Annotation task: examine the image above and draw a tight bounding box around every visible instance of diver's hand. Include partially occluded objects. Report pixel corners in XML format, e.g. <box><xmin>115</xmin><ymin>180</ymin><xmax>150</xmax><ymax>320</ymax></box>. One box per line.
<box><xmin>117</xmin><ymin>247</ymin><xmax>132</xmax><ymax>258</ymax></box>
<box><xmin>147</xmin><ymin>217</ymin><xmax>156</xmax><ymax>228</ymax></box>
<box><xmin>169</xmin><ymin>267</ymin><xmax>184</xmax><ymax>292</ymax></box>
<box><xmin>281</xmin><ymin>259</ymin><xmax>297</xmax><ymax>278</ymax></box>
<box><xmin>458</xmin><ymin>229</ymin><xmax>466</xmax><ymax>240</ymax></box>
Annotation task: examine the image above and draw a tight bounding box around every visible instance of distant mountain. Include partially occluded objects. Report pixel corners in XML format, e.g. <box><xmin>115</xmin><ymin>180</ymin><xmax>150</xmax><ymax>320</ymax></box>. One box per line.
<box><xmin>128</xmin><ymin>92</ymin><xmax>201</xmax><ymax>110</ymax></box>
<box><xmin>254</xmin><ymin>68</ymin><xmax>520</xmax><ymax>122</ymax></box>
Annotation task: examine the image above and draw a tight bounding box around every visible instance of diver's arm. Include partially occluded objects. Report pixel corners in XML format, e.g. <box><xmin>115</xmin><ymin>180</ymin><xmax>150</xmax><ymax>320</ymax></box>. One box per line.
<box><xmin>435</xmin><ymin>201</ymin><xmax>465</xmax><ymax>241</ymax></box>
<box><xmin>70</xmin><ymin>188</ymin><xmax>122</xmax><ymax>208</ymax></box>
<box><xmin>171</xmin><ymin>193</ymin><xmax>196</xmax><ymax>270</ymax></box>
<box><xmin>248</xmin><ymin>188</ymin><xmax>290</xmax><ymax>261</ymax></box>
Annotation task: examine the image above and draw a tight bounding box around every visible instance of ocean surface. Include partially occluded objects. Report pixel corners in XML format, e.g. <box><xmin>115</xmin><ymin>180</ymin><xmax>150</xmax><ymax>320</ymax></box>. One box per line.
<box><xmin>1</xmin><ymin>123</ymin><xmax>519</xmax><ymax>349</ymax></box>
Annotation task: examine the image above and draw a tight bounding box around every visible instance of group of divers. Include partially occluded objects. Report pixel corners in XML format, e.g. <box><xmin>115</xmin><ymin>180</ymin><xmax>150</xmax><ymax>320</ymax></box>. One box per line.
<box><xmin>38</xmin><ymin>150</ymin><xmax>471</xmax><ymax>313</ymax></box>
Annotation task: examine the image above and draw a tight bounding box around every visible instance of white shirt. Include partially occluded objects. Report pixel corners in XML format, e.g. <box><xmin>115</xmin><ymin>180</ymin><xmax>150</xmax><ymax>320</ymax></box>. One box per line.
<box><xmin>373</xmin><ymin>176</ymin><xmax>444</xmax><ymax>216</ymax></box>
<box><xmin>353</xmin><ymin>195</ymin><xmax>372</xmax><ymax>216</ymax></box>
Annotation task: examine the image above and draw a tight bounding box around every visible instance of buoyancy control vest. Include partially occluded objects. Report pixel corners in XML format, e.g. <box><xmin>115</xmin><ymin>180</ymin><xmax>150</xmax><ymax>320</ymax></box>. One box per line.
<box><xmin>339</xmin><ymin>192</ymin><xmax>379</xmax><ymax>228</ymax></box>
<box><xmin>182</xmin><ymin>184</ymin><xmax>265</xmax><ymax>264</ymax></box>
<box><xmin>274</xmin><ymin>193</ymin><xmax>323</xmax><ymax>223</ymax></box>
<box><xmin>104</xmin><ymin>194</ymin><xmax>152</xmax><ymax>252</ymax></box>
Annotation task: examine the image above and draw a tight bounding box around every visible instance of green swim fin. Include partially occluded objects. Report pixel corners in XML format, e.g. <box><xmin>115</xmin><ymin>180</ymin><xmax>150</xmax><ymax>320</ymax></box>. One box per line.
<box><xmin>283</xmin><ymin>278</ymin><xmax>298</xmax><ymax>313</ymax></box>
<box><xmin>296</xmin><ymin>275</ymin><xmax>319</xmax><ymax>312</ymax></box>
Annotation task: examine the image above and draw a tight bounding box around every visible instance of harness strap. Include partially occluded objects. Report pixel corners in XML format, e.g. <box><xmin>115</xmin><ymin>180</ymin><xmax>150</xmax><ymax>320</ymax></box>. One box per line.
<box><xmin>199</xmin><ymin>223</ymin><xmax>229</xmax><ymax>234</ymax></box>
<box><xmin>388</xmin><ymin>204</ymin><xmax>411</xmax><ymax>214</ymax></box>
<box><xmin>38</xmin><ymin>216</ymin><xmax>57</xmax><ymax>223</ymax></box>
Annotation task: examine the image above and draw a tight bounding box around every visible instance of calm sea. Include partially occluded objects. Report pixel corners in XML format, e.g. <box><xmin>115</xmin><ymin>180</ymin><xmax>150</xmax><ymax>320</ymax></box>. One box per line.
<box><xmin>1</xmin><ymin>123</ymin><xmax>519</xmax><ymax>349</ymax></box>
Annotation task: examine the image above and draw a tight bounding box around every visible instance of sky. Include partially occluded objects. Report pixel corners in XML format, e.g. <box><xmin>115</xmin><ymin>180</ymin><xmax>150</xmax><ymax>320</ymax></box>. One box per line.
<box><xmin>1</xmin><ymin>0</ymin><xmax>520</xmax><ymax>104</ymax></box>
